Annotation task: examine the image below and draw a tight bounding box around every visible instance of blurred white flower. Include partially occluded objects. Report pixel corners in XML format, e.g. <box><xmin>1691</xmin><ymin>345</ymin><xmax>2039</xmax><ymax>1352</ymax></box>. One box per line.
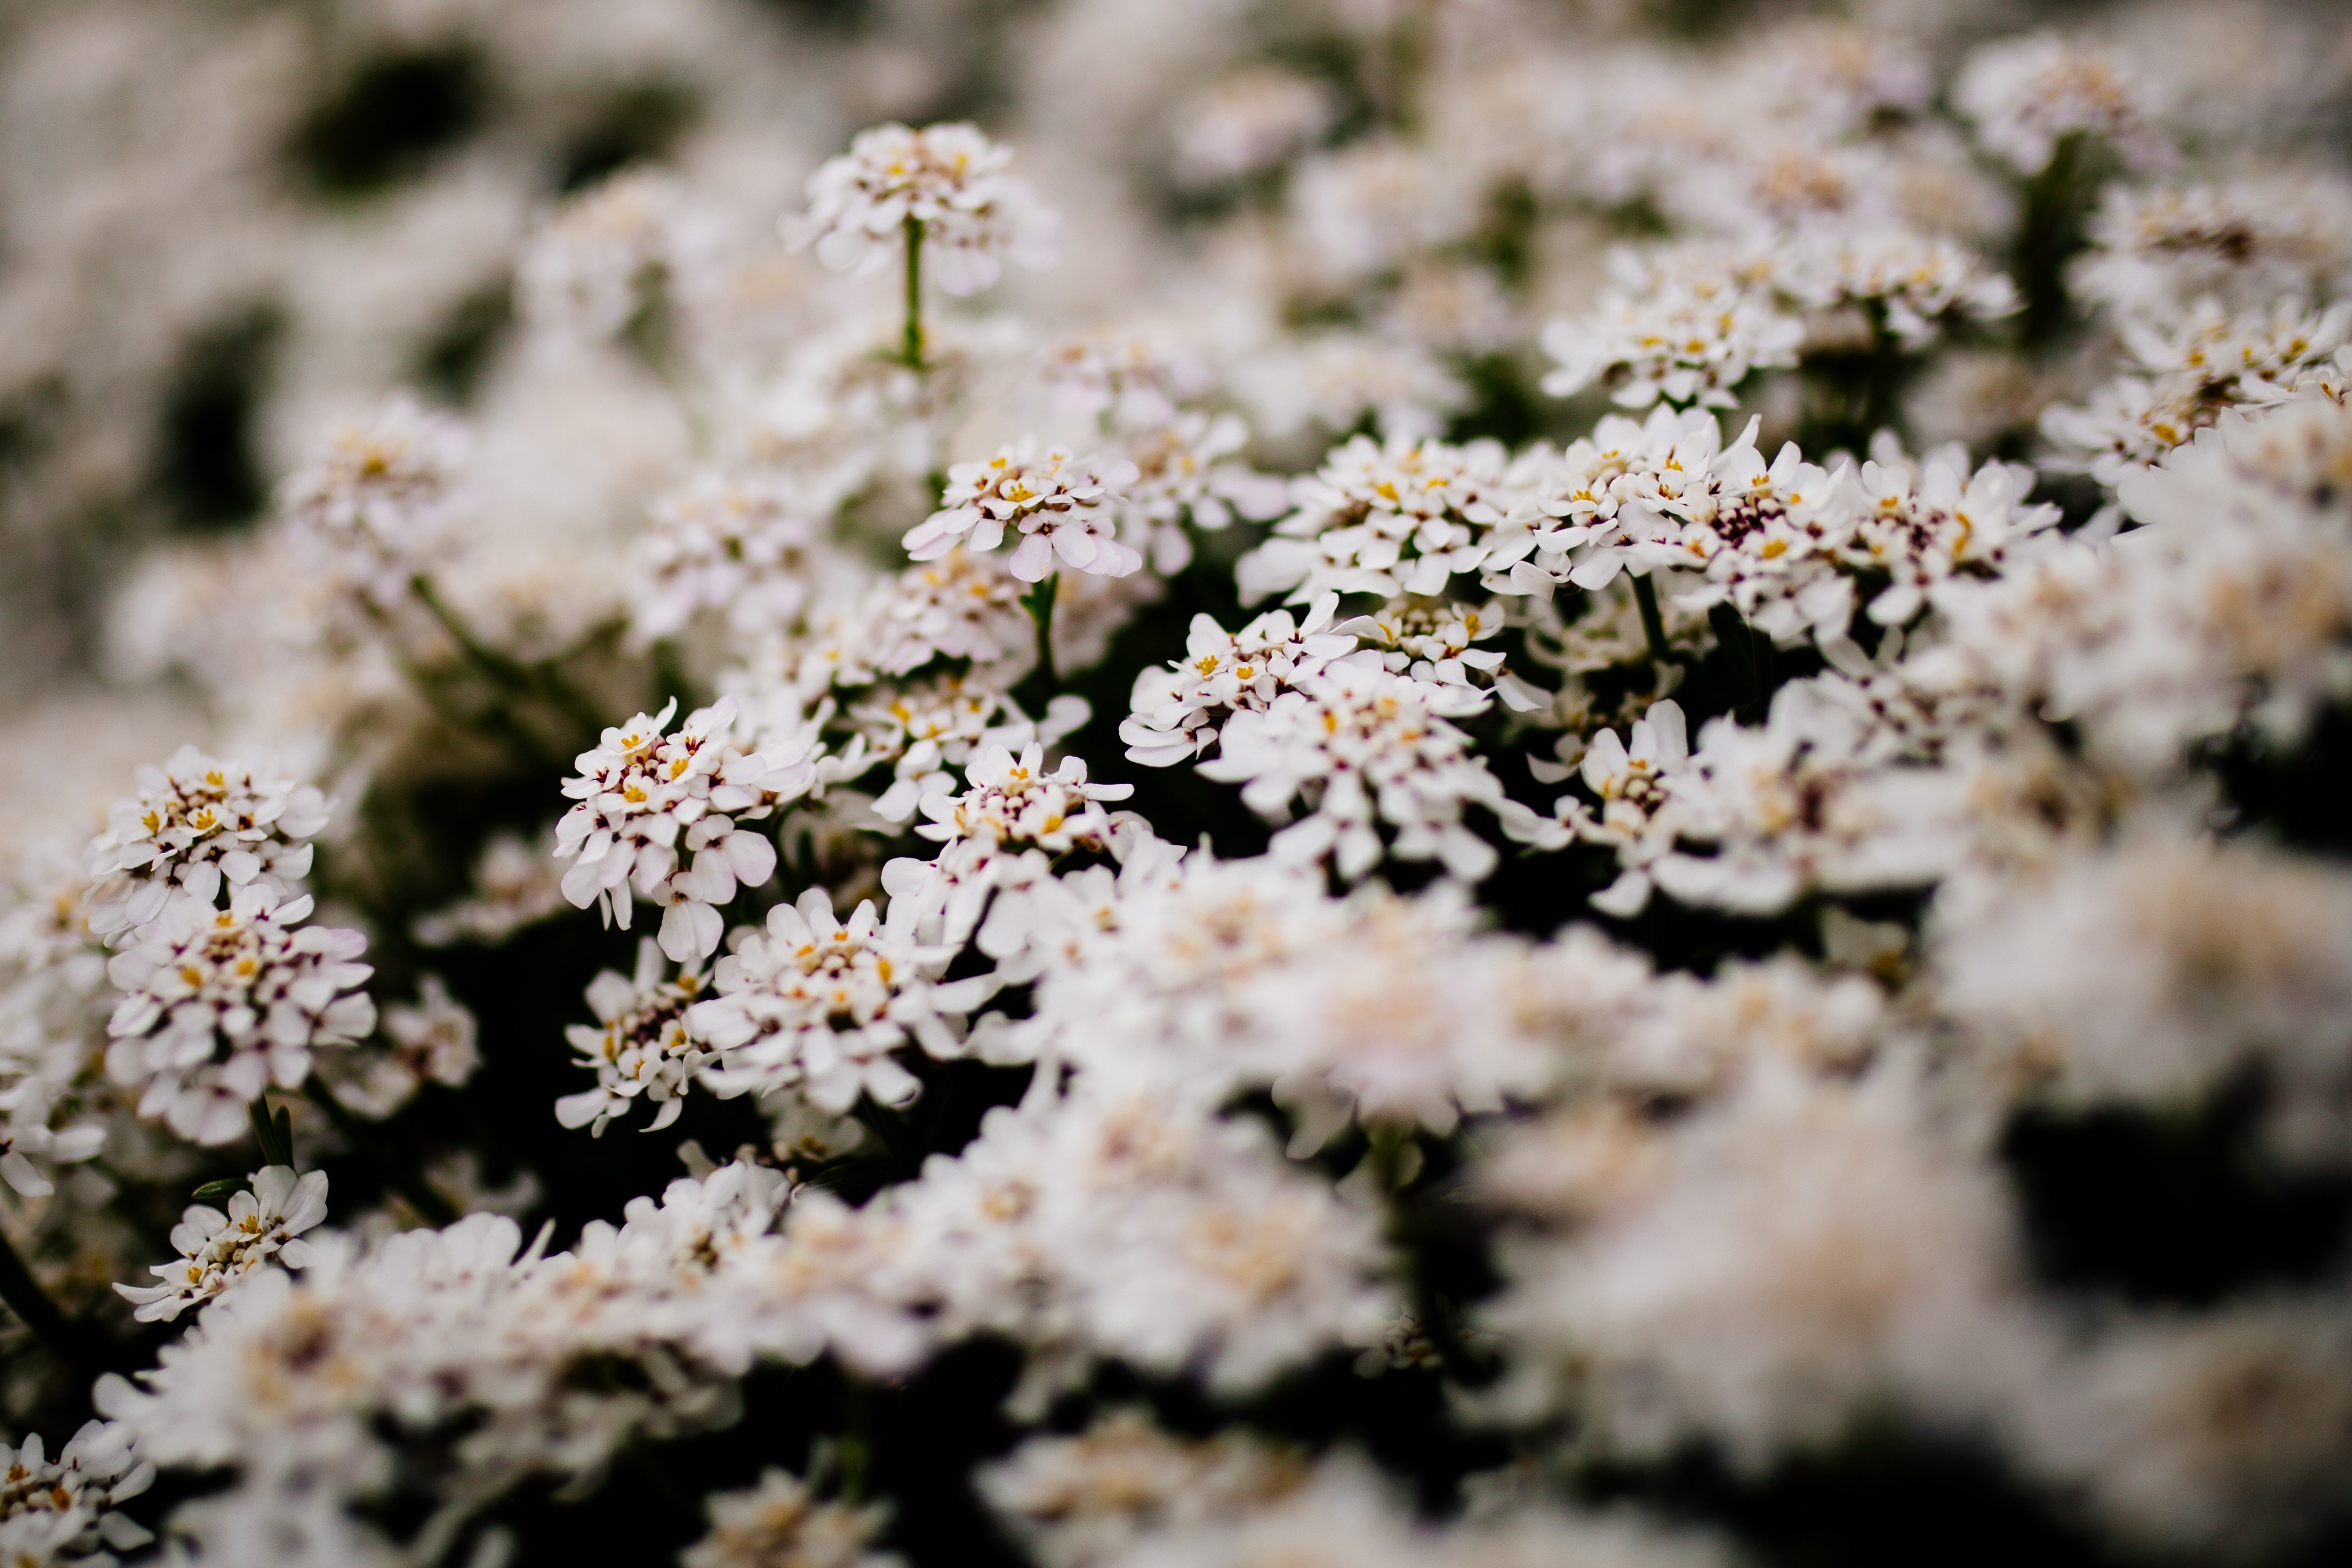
<box><xmin>684</xmin><ymin>1468</ymin><xmax>901</xmax><ymax>1568</ymax></box>
<box><xmin>279</xmin><ymin>393</ymin><xmax>471</xmax><ymax>610</ymax></box>
<box><xmin>1954</xmin><ymin>33</ymin><xmax>2169</xmax><ymax>176</ymax></box>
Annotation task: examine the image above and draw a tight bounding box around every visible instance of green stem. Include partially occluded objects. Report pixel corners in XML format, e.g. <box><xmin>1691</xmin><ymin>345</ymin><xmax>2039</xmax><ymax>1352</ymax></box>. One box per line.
<box><xmin>0</xmin><ymin>1224</ymin><xmax>103</xmax><ymax>1383</ymax></box>
<box><xmin>301</xmin><ymin>1080</ymin><xmax>459</xmax><ymax>1227</ymax></box>
<box><xmin>1630</xmin><ymin>573</ymin><xmax>1671</xmax><ymax>668</ymax></box>
<box><xmin>837</xmin><ymin>1375</ymin><xmax>872</xmax><ymax>1504</ymax></box>
<box><xmin>1018</xmin><ymin>573</ymin><xmax>1059</xmax><ymax>702</ymax></box>
<box><xmin>409</xmin><ymin>573</ymin><xmax>606</xmax><ymax>737</ymax></box>
<box><xmin>901</xmin><ymin>216</ymin><xmax>925</xmax><ymax>372</ymax></box>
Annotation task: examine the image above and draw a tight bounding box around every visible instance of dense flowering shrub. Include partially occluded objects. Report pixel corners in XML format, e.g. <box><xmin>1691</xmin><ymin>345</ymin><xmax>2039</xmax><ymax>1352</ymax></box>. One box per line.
<box><xmin>2</xmin><ymin>3</ymin><xmax>2351</xmax><ymax>1566</ymax></box>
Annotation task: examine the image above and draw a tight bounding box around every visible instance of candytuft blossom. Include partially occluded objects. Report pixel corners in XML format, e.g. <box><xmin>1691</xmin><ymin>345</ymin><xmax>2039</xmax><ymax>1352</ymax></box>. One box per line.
<box><xmin>786</xmin><ymin>122</ymin><xmax>1057</xmax><ymax>295</ymax></box>
<box><xmin>279</xmin><ymin>392</ymin><xmax>469</xmax><ymax>607</ymax></box>
<box><xmin>115</xmin><ymin>1165</ymin><xmax>329</xmax><ymax>1322</ymax></box>
<box><xmin>103</xmin><ymin>885</ymin><xmax>373</xmax><ymax>1145</ymax></box>
<box><xmin>555</xmin><ymin>698</ymin><xmax>819</xmax><ymax>963</ymax></box>
<box><xmin>904</xmin><ymin>440</ymin><xmax>1144</xmax><ymax>582</ymax></box>
<box><xmin>83</xmin><ymin>747</ymin><xmax>331</xmax><ymax>941</ymax></box>
<box><xmin>690</xmin><ymin>889</ymin><xmax>990</xmax><ymax>1115</ymax></box>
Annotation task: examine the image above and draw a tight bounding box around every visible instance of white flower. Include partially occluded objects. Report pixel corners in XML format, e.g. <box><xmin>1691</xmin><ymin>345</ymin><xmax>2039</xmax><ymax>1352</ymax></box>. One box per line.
<box><xmin>1954</xmin><ymin>33</ymin><xmax>2167</xmax><ymax>176</ymax></box>
<box><xmin>1287</xmin><ymin>137</ymin><xmax>1481</xmax><ymax>290</ymax></box>
<box><xmin>333</xmin><ymin>975</ymin><xmax>479</xmax><ymax>1119</ymax></box>
<box><xmin>1541</xmin><ymin>243</ymin><xmax>1802</xmax><ymax>410</ymax></box>
<box><xmin>1548</xmin><ymin>698</ymin><xmax>1692</xmax><ymax>918</ymax></box>
<box><xmin>115</xmin><ymin>1165</ymin><xmax>330</xmax><ymax>1322</ymax></box>
<box><xmin>854</xmin><ymin>677</ymin><xmax>1081</xmax><ymax>822</ymax></box>
<box><xmin>1237</xmin><ymin>433</ymin><xmax>1520</xmax><ymax>605</ymax></box>
<box><xmin>1171</xmin><ymin>68</ymin><xmax>1336</xmax><ymax>189</ymax></box>
<box><xmin>1780</xmin><ymin>227</ymin><xmax>2019</xmax><ymax>348</ymax></box>
<box><xmin>1482</xmin><ymin>1062</ymin><xmax>2030</xmax><ymax>1465</ymax></box>
<box><xmin>913</xmin><ymin>742</ymin><xmax>1135</xmax><ymax>860</ymax></box>
<box><xmin>683</xmin><ymin>1469</ymin><xmax>902</xmax><ymax>1568</ymax></box>
<box><xmin>83</xmin><ymin>746</ymin><xmax>332</xmax><ymax>942</ymax></box>
<box><xmin>1121</xmin><ymin>595</ymin><xmax>1356</xmax><ymax>768</ymax></box>
<box><xmin>1199</xmin><ymin>656</ymin><xmax>1504</xmax><ymax>883</ymax></box>
<box><xmin>2072</xmin><ymin>175</ymin><xmax>2352</xmax><ymax>317</ymax></box>
<box><xmin>1041</xmin><ymin>328</ymin><xmax>1213</xmax><ymax>434</ymax></box>
<box><xmin>1837</xmin><ymin>442</ymin><xmax>2060</xmax><ymax>625</ymax></box>
<box><xmin>2042</xmin><ymin>299</ymin><xmax>2352</xmax><ymax>488</ymax></box>
<box><xmin>785</xmin><ymin>122</ymin><xmax>1056</xmax><ymax>296</ymax></box>
<box><xmin>278</xmin><ymin>392</ymin><xmax>469</xmax><ymax>608</ymax></box>
<box><xmin>518</xmin><ymin>168</ymin><xmax>709</xmax><ymax>341</ymax></box>
<box><xmin>103</xmin><ymin>884</ymin><xmax>374</xmax><ymax>1145</ymax></box>
<box><xmin>555</xmin><ymin>697</ymin><xmax>816</xmax><ymax>963</ymax></box>
<box><xmin>871</xmin><ymin>1085</ymin><xmax>1395</xmax><ymax>1394</ymax></box>
<box><xmin>629</xmin><ymin>472</ymin><xmax>849</xmax><ymax>645</ymax></box>
<box><xmin>1932</xmin><ymin>836</ymin><xmax>2352</xmax><ymax>1125</ymax></box>
<box><xmin>1615</xmin><ymin>423</ymin><xmax>1862</xmax><ymax>650</ymax></box>
<box><xmin>0</xmin><ymin>1422</ymin><xmax>154</xmax><ymax>1563</ymax></box>
<box><xmin>979</xmin><ymin>1410</ymin><xmax>1307</xmax><ymax>1568</ymax></box>
<box><xmin>689</xmin><ymin>889</ymin><xmax>991</xmax><ymax>1114</ymax></box>
<box><xmin>1645</xmin><ymin>678</ymin><xmax>1973</xmax><ymax>914</ymax></box>
<box><xmin>1334</xmin><ymin>596</ymin><xmax>1547</xmax><ymax>711</ymax></box>
<box><xmin>1108</xmin><ymin>413</ymin><xmax>1289</xmax><ymax>575</ymax></box>
<box><xmin>555</xmin><ymin>939</ymin><xmax>711</xmax><ymax>1136</ymax></box>
<box><xmin>904</xmin><ymin>439</ymin><xmax>1143</xmax><ymax>582</ymax></box>
<box><xmin>0</xmin><ymin>849</ymin><xmax>109</xmax><ymax>1197</ymax></box>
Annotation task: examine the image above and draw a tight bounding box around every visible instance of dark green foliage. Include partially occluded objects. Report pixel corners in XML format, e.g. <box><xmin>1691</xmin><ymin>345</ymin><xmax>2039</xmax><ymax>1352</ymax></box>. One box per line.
<box><xmin>554</xmin><ymin>82</ymin><xmax>701</xmax><ymax>194</ymax></box>
<box><xmin>2002</xmin><ymin>1080</ymin><xmax>2352</xmax><ymax>1308</ymax></box>
<box><xmin>152</xmin><ymin>304</ymin><xmax>281</xmax><ymax>530</ymax></box>
<box><xmin>290</xmin><ymin>48</ymin><xmax>490</xmax><ymax>198</ymax></box>
<box><xmin>413</xmin><ymin>278</ymin><xmax>515</xmax><ymax>407</ymax></box>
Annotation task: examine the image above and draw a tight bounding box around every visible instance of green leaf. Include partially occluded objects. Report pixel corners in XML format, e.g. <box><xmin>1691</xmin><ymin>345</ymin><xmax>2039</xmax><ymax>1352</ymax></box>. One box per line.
<box><xmin>250</xmin><ymin>1098</ymin><xmax>295</xmax><ymax>1168</ymax></box>
<box><xmin>191</xmin><ymin>1178</ymin><xmax>251</xmax><ymax>1203</ymax></box>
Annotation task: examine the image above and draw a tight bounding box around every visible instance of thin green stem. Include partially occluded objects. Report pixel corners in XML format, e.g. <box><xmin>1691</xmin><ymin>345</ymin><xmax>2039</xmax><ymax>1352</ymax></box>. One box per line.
<box><xmin>901</xmin><ymin>216</ymin><xmax>926</xmax><ymax>372</ymax></box>
<box><xmin>301</xmin><ymin>1079</ymin><xmax>459</xmax><ymax>1227</ymax></box>
<box><xmin>1018</xmin><ymin>573</ymin><xmax>1060</xmax><ymax>702</ymax></box>
<box><xmin>408</xmin><ymin>573</ymin><xmax>606</xmax><ymax>736</ymax></box>
<box><xmin>837</xmin><ymin>1375</ymin><xmax>872</xmax><ymax>1504</ymax></box>
<box><xmin>1630</xmin><ymin>573</ymin><xmax>1672</xmax><ymax>668</ymax></box>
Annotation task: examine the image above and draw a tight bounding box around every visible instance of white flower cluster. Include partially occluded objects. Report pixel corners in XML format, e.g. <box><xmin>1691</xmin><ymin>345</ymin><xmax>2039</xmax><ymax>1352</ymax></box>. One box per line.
<box><xmin>1541</xmin><ymin>232</ymin><xmax>2016</xmax><ymax>413</ymax></box>
<box><xmin>80</xmin><ymin>747</ymin><xmax>331</xmax><ymax>941</ymax></box>
<box><xmin>103</xmin><ymin>885</ymin><xmax>376</xmax><ymax>1145</ymax></box>
<box><xmin>1200</xmin><ymin>657</ymin><xmax>1507</xmax><ymax>882</ymax></box>
<box><xmin>2044</xmin><ymin>298</ymin><xmax>2352</xmax><ymax>488</ymax></box>
<box><xmin>555</xmin><ymin>697</ymin><xmax>825</xmax><ymax>962</ymax></box>
<box><xmin>21</xmin><ymin>8</ymin><xmax>2352</xmax><ymax>1564</ymax></box>
<box><xmin>0</xmin><ymin>1423</ymin><xmax>152</xmax><ymax>1566</ymax></box>
<box><xmin>1952</xmin><ymin>33</ymin><xmax>2168</xmax><ymax>176</ymax></box>
<box><xmin>1541</xmin><ymin>244</ymin><xmax>1802</xmax><ymax>411</ymax></box>
<box><xmin>115</xmin><ymin>1165</ymin><xmax>328</xmax><ymax>1323</ymax></box>
<box><xmin>630</xmin><ymin>472</ymin><xmax>852</xmax><ymax>645</ymax></box>
<box><xmin>906</xmin><ymin>439</ymin><xmax>1144</xmax><ymax>582</ymax></box>
<box><xmin>0</xmin><ymin>852</ymin><xmax>112</xmax><ymax>1198</ymax></box>
<box><xmin>278</xmin><ymin>394</ymin><xmax>470</xmax><ymax>610</ymax></box>
<box><xmin>691</xmin><ymin>889</ymin><xmax>988</xmax><ymax>1113</ymax></box>
<box><xmin>786</xmin><ymin>122</ymin><xmax>1056</xmax><ymax>295</ymax></box>
<box><xmin>1121</xmin><ymin>595</ymin><xmax>1356</xmax><ymax>767</ymax></box>
<box><xmin>2072</xmin><ymin>176</ymin><xmax>2352</xmax><ymax>317</ymax></box>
